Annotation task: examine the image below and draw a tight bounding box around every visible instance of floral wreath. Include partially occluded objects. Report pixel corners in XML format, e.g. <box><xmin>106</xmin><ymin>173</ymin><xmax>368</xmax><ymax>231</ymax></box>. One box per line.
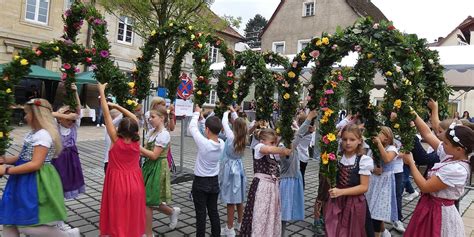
<box><xmin>0</xmin><ymin>1</ymin><xmax>137</xmax><ymax>154</ymax></box>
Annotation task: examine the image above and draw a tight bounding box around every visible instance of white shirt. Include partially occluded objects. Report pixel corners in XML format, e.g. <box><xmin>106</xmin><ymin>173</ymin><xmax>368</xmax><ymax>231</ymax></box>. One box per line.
<box><xmin>103</xmin><ymin>114</ymin><xmax>123</xmax><ymax>163</ymax></box>
<box><xmin>29</xmin><ymin>129</ymin><xmax>53</xmax><ymax>148</ymax></box>
<box><xmin>57</xmin><ymin>111</ymin><xmax>82</xmax><ymax>136</ymax></box>
<box><xmin>385</xmin><ymin>145</ymin><xmax>403</xmax><ymax>173</ymax></box>
<box><xmin>433</xmin><ymin>142</ymin><xmax>469</xmax><ymax>187</ymax></box>
<box><xmin>146</xmin><ymin>128</ymin><xmax>170</xmax><ymax>148</ymax></box>
<box><xmin>253</xmin><ymin>143</ymin><xmax>280</xmax><ymax>161</ymax></box>
<box><xmin>340</xmin><ymin>154</ymin><xmax>374</xmax><ymax>175</ymax></box>
<box><xmin>297</xmin><ymin>133</ymin><xmax>313</xmax><ymax>163</ymax></box>
<box><xmin>188</xmin><ymin>112</ymin><xmax>224</xmax><ymax>177</ymax></box>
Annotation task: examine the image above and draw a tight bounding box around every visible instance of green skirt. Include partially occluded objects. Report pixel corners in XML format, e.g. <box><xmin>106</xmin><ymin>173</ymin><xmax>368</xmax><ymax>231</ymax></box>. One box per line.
<box><xmin>142</xmin><ymin>157</ymin><xmax>171</xmax><ymax>206</ymax></box>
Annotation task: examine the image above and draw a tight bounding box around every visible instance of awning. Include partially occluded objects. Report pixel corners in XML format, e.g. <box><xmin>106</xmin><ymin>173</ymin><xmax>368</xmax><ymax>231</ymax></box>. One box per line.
<box><xmin>0</xmin><ymin>64</ymin><xmax>61</xmax><ymax>81</ymax></box>
<box><xmin>75</xmin><ymin>71</ymin><xmax>97</xmax><ymax>84</ymax></box>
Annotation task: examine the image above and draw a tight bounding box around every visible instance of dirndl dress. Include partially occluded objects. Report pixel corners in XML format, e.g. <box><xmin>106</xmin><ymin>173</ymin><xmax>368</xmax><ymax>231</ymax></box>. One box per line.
<box><xmin>219</xmin><ymin>138</ymin><xmax>247</xmax><ymax>204</ymax></box>
<box><xmin>0</xmin><ymin>130</ymin><xmax>66</xmax><ymax>226</ymax></box>
<box><xmin>52</xmin><ymin>124</ymin><xmax>85</xmax><ymax>199</ymax></box>
<box><xmin>365</xmin><ymin>160</ymin><xmax>398</xmax><ymax>222</ymax></box>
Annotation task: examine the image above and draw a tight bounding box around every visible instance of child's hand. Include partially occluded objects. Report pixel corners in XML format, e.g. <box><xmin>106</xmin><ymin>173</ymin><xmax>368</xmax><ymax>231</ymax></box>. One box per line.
<box><xmin>194</xmin><ymin>104</ymin><xmax>201</xmax><ymax>113</ymax></box>
<box><xmin>107</xmin><ymin>102</ymin><xmax>117</xmax><ymax>109</ymax></box>
<box><xmin>427</xmin><ymin>99</ymin><xmax>438</xmax><ymax>111</ymax></box>
<box><xmin>0</xmin><ymin>164</ymin><xmax>5</xmax><ymax>176</ymax></box>
<box><xmin>98</xmin><ymin>82</ymin><xmax>108</xmax><ymax>92</ymax></box>
<box><xmin>329</xmin><ymin>188</ymin><xmax>343</xmax><ymax>198</ymax></box>
<box><xmin>373</xmin><ymin>166</ymin><xmax>383</xmax><ymax>175</ymax></box>
<box><xmin>228</xmin><ymin>105</ymin><xmax>235</xmax><ymax>112</ymax></box>
<box><xmin>169</xmin><ymin>104</ymin><xmax>175</xmax><ymax>116</ymax></box>
<box><xmin>71</xmin><ymin>83</ymin><xmax>77</xmax><ymax>91</ymax></box>
<box><xmin>372</xmin><ymin>136</ymin><xmax>381</xmax><ymax>145</ymax></box>
<box><xmin>400</xmin><ymin>152</ymin><xmax>415</xmax><ymax>165</ymax></box>
<box><xmin>307</xmin><ymin>109</ymin><xmax>317</xmax><ymax>121</ymax></box>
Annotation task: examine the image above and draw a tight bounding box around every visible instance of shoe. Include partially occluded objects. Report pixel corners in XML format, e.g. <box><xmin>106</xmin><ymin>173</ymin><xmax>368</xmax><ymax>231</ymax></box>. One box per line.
<box><xmin>382</xmin><ymin>229</ymin><xmax>391</xmax><ymax>237</ymax></box>
<box><xmin>169</xmin><ymin>207</ymin><xmax>180</xmax><ymax>230</ymax></box>
<box><xmin>404</xmin><ymin>190</ymin><xmax>419</xmax><ymax>201</ymax></box>
<box><xmin>101</xmin><ymin>124</ymin><xmax>105</xmax><ymax>127</ymax></box>
<box><xmin>313</xmin><ymin>219</ymin><xmax>325</xmax><ymax>236</ymax></box>
<box><xmin>57</xmin><ymin>221</ymin><xmax>72</xmax><ymax>231</ymax></box>
<box><xmin>96</xmin><ymin>124</ymin><xmax>100</xmax><ymax>127</ymax></box>
<box><xmin>234</xmin><ymin>222</ymin><xmax>241</xmax><ymax>232</ymax></box>
<box><xmin>221</xmin><ymin>226</ymin><xmax>236</xmax><ymax>236</ymax></box>
<box><xmin>65</xmin><ymin>227</ymin><xmax>80</xmax><ymax>237</ymax></box>
<box><xmin>392</xmin><ymin>220</ymin><xmax>406</xmax><ymax>232</ymax></box>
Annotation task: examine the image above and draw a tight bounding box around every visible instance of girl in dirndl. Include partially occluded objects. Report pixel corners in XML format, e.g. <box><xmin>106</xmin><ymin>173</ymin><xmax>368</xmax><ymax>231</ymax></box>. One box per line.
<box><xmin>325</xmin><ymin>124</ymin><xmax>374</xmax><ymax>237</ymax></box>
<box><xmin>401</xmin><ymin>111</ymin><xmax>474</xmax><ymax>237</ymax></box>
<box><xmin>140</xmin><ymin>107</ymin><xmax>180</xmax><ymax>236</ymax></box>
<box><xmin>0</xmin><ymin>98</ymin><xmax>79</xmax><ymax>237</ymax></box>
<box><xmin>240</xmin><ymin>128</ymin><xmax>291</xmax><ymax>237</ymax></box>
<box><xmin>365</xmin><ymin>126</ymin><xmax>399</xmax><ymax>236</ymax></box>
<box><xmin>219</xmin><ymin>108</ymin><xmax>248</xmax><ymax>236</ymax></box>
<box><xmin>51</xmin><ymin>83</ymin><xmax>86</xmax><ymax>201</ymax></box>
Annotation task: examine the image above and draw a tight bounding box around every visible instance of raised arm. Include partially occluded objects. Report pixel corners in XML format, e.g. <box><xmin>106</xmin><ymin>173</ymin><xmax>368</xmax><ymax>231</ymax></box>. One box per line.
<box><xmin>188</xmin><ymin>105</ymin><xmax>208</xmax><ymax>148</ymax></box>
<box><xmin>72</xmin><ymin>83</ymin><xmax>81</xmax><ymax>114</ymax></box>
<box><xmin>413</xmin><ymin>111</ymin><xmax>441</xmax><ymax>151</ymax></box>
<box><xmin>259</xmin><ymin>145</ymin><xmax>292</xmax><ymax>157</ymax></box>
<box><xmin>222</xmin><ymin>111</ymin><xmax>235</xmax><ymax>140</ymax></box>
<box><xmin>292</xmin><ymin>110</ymin><xmax>317</xmax><ymax>147</ymax></box>
<box><xmin>98</xmin><ymin>83</ymin><xmax>118</xmax><ymax>143</ymax></box>
<box><xmin>428</xmin><ymin>99</ymin><xmax>442</xmax><ymax>134</ymax></box>
<box><xmin>372</xmin><ymin>137</ymin><xmax>397</xmax><ymax>163</ymax></box>
<box><xmin>168</xmin><ymin>104</ymin><xmax>176</xmax><ymax>131</ymax></box>
<box><xmin>402</xmin><ymin>152</ymin><xmax>448</xmax><ymax>193</ymax></box>
<box><xmin>52</xmin><ymin>112</ymin><xmax>79</xmax><ymax>121</ymax></box>
<box><xmin>108</xmin><ymin>102</ymin><xmax>138</xmax><ymax>124</ymax></box>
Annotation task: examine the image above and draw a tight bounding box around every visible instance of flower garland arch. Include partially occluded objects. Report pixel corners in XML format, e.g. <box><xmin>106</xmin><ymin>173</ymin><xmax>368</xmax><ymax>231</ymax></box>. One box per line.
<box><xmin>0</xmin><ymin>1</ymin><xmax>134</xmax><ymax>154</ymax></box>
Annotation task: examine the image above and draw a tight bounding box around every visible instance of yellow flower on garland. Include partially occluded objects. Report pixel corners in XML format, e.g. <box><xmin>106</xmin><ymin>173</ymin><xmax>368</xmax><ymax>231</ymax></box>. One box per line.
<box><xmin>276</xmin><ymin>127</ymin><xmax>280</xmax><ymax>134</ymax></box>
<box><xmin>6</xmin><ymin>88</ymin><xmax>12</xmax><ymax>94</ymax></box>
<box><xmin>315</xmin><ymin>39</ymin><xmax>322</xmax><ymax>46</ymax></box>
<box><xmin>301</xmin><ymin>53</ymin><xmax>307</xmax><ymax>61</ymax></box>
<box><xmin>128</xmin><ymin>82</ymin><xmax>135</xmax><ymax>88</ymax></box>
<box><xmin>73</xmin><ymin>49</ymin><xmax>78</xmax><ymax>54</ymax></box>
<box><xmin>126</xmin><ymin>99</ymin><xmax>133</xmax><ymax>105</ymax></box>
<box><xmin>321</xmin><ymin>37</ymin><xmax>330</xmax><ymax>45</ymax></box>
<box><xmin>321</xmin><ymin>152</ymin><xmax>329</xmax><ymax>165</ymax></box>
<box><xmin>20</xmin><ymin>59</ymin><xmax>29</xmax><ymax>66</ymax></box>
<box><xmin>320</xmin><ymin>116</ymin><xmax>329</xmax><ymax>124</ymax></box>
<box><xmin>151</xmin><ymin>30</ymin><xmax>157</xmax><ymax>36</ymax></box>
<box><xmin>283</xmin><ymin>93</ymin><xmax>290</xmax><ymax>100</ymax></box>
<box><xmin>169</xmin><ymin>23</ymin><xmax>174</xmax><ymax>27</ymax></box>
<box><xmin>196</xmin><ymin>90</ymin><xmax>202</xmax><ymax>95</ymax></box>
<box><xmin>327</xmin><ymin>133</ymin><xmax>336</xmax><ymax>142</ymax></box>
<box><xmin>191</xmin><ymin>34</ymin><xmax>196</xmax><ymax>40</ymax></box>
<box><xmin>188</xmin><ymin>25</ymin><xmax>193</xmax><ymax>30</ymax></box>
<box><xmin>330</xmin><ymin>81</ymin><xmax>338</xmax><ymax>88</ymax></box>
<box><xmin>197</xmin><ymin>43</ymin><xmax>203</xmax><ymax>49</ymax></box>
<box><xmin>232</xmin><ymin>94</ymin><xmax>237</xmax><ymax>99</ymax></box>
<box><xmin>394</xmin><ymin>99</ymin><xmax>402</xmax><ymax>109</ymax></box>
<box><xmin>367</xmin><ymin>53</ymin><xmax>373</xmax><ymax>59</ymax></box>
<box><xmin>404</xmin><ymin>79</ymin><xmax>412</xmax><ymax>86</ymax></box>
<box><xmin>13</xmin><ymin>55</ymin><xmax>20</xmax><ymax>60</ymax></box>
<box><xmin>0</xmin><ymin>132</ymin><xmax>3</xmax><ymax>138</ymax></box>
<box><xmin>201</xmin><ymin>58</ymin><xmax>206</xmax><ymax>63</ymax></box>
<box><xmin>394</xmin><ymin>123</ymin><xmax>400</xmax><ymax>129</ymax></box>
<box><xmin>53</xmin><ymin>46</ymin><xmax>60</xmax><ymax>52</ymax></box>
<box><xmin>385</xmin><ymin>71</ymin><xmax>393</xmax><ymax>77</ymax></box>
<box><xmin>324</xmin><ymin>108</ymin><xmax>334</xmax><ymax>117</ymax></box>
<box><xmin>288</xmin><ymin>71</ymin><xmax>296</xmax><ymax>79</ymax></box>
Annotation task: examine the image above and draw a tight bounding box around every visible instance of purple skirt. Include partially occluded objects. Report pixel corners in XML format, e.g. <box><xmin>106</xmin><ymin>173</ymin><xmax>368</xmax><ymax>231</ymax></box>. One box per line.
<box><xmin>52</xmin><ymin>146</ymin><xmax>86</xmax><ymax>199</ymax></box>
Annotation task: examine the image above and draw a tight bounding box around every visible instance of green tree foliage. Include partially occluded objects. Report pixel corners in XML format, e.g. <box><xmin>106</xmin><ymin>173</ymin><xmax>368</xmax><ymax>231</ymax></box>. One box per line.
<box><xmin>244</xmin><ymin>14</ymin><xmax>267</xmax><ymax>48</ymax></box>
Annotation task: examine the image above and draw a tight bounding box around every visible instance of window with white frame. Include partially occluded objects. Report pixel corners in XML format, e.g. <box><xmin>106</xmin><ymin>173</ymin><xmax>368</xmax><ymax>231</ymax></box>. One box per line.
<box><xmin>272</xmin><ymin>41</ymin><xmax>285</xmax><ymax>54</ymax></box>
<box><xmin>209</xmin><ymin>46</ymin><xmax>219</xmax><ymax>63</ymax></box>
<box><xmin>207</xmin><ymin>89</ymin><xmax>218</xmax><ymax>105</ymax></box>
<box><xmin>25</xmin><ymin>0</ymin><xmax>49</xmax><ymax>24</ymax></box>
<box><xmin>303</xmin><ymin>2</ymin><xmax>315</xmax><ymax>17</ymax></box>
<box><xmin>117</xmin><ymin>16</ymin><xmax>134</xmax><ymax>44</ymax></box>
<box><xmin>298</xmin><ymin>39</ymin><xmax>311</xmax><ymax>52</ymax></box>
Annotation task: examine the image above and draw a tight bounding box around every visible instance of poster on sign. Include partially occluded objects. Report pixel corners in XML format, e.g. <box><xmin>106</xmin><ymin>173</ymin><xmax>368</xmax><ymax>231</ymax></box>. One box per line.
<box><xmin>177</xmin><ymin>72</ymin><xmax>193</xmax><ymax>100</ymax></box>
<box><xmin>175</xmin><ymin>99</ymin><xmax>194</xmax><ymax>117</ymax></box>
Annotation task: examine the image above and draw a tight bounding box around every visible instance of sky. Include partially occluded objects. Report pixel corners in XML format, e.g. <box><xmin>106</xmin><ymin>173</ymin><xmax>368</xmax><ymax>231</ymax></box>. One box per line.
<box><xmin>210</xmin><ymin>0</ymin><xmax>474</xmax><ymax>42</ymax></box>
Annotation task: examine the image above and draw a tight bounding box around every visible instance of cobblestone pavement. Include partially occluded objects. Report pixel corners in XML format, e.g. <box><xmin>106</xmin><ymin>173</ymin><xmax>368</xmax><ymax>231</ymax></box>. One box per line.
<box><xmin>1</xmin><ymin>125</ymin><xmax>473</xmax><ymax>236</ymax></box>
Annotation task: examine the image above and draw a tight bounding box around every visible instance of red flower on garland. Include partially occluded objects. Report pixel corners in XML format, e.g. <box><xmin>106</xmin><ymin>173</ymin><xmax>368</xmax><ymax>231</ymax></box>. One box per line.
<box><xmin>227</xmin><ymin>71</ymin><xmax>233</xmax><ymax>77</ymax></box>
<box><xmin>387</xmin><ymin>25</ymin><xmax>396</xmax><ymax>31</ymax></box>
<box><xmin>227</xmin><ymin>80</ymin><xmax>233</xmax><ymax>85</ymax></box>
<box><xmin>35</xmin><ymin>50</ymin><xmax>42</xmax><ymax>56</ymax></box>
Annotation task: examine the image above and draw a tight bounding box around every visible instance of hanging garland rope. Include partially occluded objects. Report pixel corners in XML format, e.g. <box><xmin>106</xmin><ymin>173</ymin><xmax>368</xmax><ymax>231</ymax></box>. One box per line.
<box><xmin>0</xmin><ymin>0</ymin><xmax>135</xmax><ymax>154</ymax></box>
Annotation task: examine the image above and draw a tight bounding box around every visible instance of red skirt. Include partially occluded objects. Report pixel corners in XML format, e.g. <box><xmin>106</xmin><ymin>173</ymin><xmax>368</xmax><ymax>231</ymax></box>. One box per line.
<box><xmin>405</xmin><ymin>193</ymin><xmax>455</xmax><ymax>237</ymax></box>
<box><xmin>325</xmin><ymin>194</ymin><xmax>370</xmax><ymax>237</ymax></box>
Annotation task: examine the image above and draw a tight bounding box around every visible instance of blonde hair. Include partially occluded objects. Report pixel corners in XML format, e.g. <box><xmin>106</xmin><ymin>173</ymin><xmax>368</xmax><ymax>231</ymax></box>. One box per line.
<box><xmin>110</xmin><ymin>109</ymin><xmax>121</xmax><ymax>120</ymax></box>
<box><xmin>25</xmin><ymin>99</ymin><xmax>62</xmax><ymax>157</ymax></box>
<box><xmin>150</xmin><ymin>107</ymin><xmax>168</xmax><ymax>126</ymax></box>
<box><xmin>379</xmin><ymin>126</ymin><xmax>394</xmax><ymax>146</ymax></box>
<box><xmin>258</xmin><ymin>128</ymin><xmax>277</xmax><ymax>144</ymax></box>
<box><xmin>150</xmin><ymin>97</ymin><xmax>166</xmax><ymax>110</ymax></box>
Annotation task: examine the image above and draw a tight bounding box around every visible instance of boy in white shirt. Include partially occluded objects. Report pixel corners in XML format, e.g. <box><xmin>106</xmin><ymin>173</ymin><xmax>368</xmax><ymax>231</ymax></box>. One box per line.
<box><xmin>188</xmin><ymin>105</ymin><xmax>225</xmax><ymax>237</ymax></box>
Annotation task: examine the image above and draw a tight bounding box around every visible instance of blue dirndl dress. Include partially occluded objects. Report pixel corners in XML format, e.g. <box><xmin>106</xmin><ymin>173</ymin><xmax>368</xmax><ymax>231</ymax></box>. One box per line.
<box><xmin>218</xmin><ymin>138</ymin><xmax>247</xmax><ymax>204</ymax></box>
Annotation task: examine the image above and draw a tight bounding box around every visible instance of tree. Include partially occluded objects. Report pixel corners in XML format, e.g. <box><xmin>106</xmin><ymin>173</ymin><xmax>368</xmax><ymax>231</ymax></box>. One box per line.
<box><xmin>244</xmin><ymin>14</ymin><xmax>267</xmax><ymax>48</ymax></box>
<box><xmin>99</xmin><ymin>0</ymin><xmax>221</xmax><ymax>87</ymax></box>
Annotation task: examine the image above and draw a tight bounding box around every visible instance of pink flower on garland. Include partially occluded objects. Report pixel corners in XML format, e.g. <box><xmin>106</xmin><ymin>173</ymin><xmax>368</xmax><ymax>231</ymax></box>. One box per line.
<box><xmin>309</xmin><ymin>50</ymin><xmax>320</xmax><ymax>59</ymax></box>
<box><xmin>292</xmin><ymin>61</ymin><xmax>298</xmax><ymax>68</ymax></box>
<box><xmin>74</xmin><ymin>68</ymin><xmax>80</xmax><ymax>73</ymax></box>
<box><xmin>64</xmin><ymin>10</ymin><xmax>72</xmax><ymax>17</ymax></box>
<box><xmin>338</xmin><ymin>75</ymin><xmax>344</xmax><ymax>81</ymax></box>
<box><xmin>93</xmin><ymin>18</ymin><xmax>105</xmax><ymax>25</ymax></box>
<box><xmin>227</xmin><ymin>71</ymin><xmax>234</xmax><ymax>77</ymax></box>
<box><xmin>35</xmin><ymin>50</ymin><xmax>42</xmax><ymax>56</ymax></box>
<box><xmin>91</xmin><ymin>48</ymin><xmax>97</xmax><ymax>55</ymax></box>
<box><xmin>319</xmin><ymin>97</ymin><xmax>327</xmax><ymax>107</ymax></box>
<box><xmin>100</xmin><ymin>50</ymin><xmax>109</xmax><ymax>58</ymax></box>
<box><xmin>90</xmin><ymin>64</ymin><xmax>97</xmax><ymax>70</ymax></box>
<box><xmin>354</xmin><ymin>45</ymin><xmax>362</xmax><ymax>52</ymax></box>
<box><xmin>86</xmin><ymin>57</ymin><xmax>92</xmax><ymax>63</ymax></box>
<box><xmin>227</xmin><ymin>80</ymin><xmax>233</xmax><ymax>85</ymax></box>
<box><xmin>322</xmin><ymin>135</ymin><xmax>330</xmax><ymax>144</ymax></box>
<box><xmin>306</xmin><ymin>96</ymin><xmax>312</xmax><ymax>101</ymax></box>
<box><xmin>61</xmin><ymin>73</ymin><xmax>67</xmax><ymax>81</ymax></box>
<box><xmin>328</xmin><ymin>153</ymin><xmax>336</xmax><ymax>161</ymax></box>
<box><xmin>63</xmin><ymin>63</ymin><xmax>71</xmax><ymax>70</ymax></box>
<box><xmin>331</xmin><ymin>44</ymin><xmax>338</xmax><ymax>50</ymax></box>
<box><xmin>324</xmin><ymin>89</ymin><xmax>334</xmax><ymax>95</ymax></box>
